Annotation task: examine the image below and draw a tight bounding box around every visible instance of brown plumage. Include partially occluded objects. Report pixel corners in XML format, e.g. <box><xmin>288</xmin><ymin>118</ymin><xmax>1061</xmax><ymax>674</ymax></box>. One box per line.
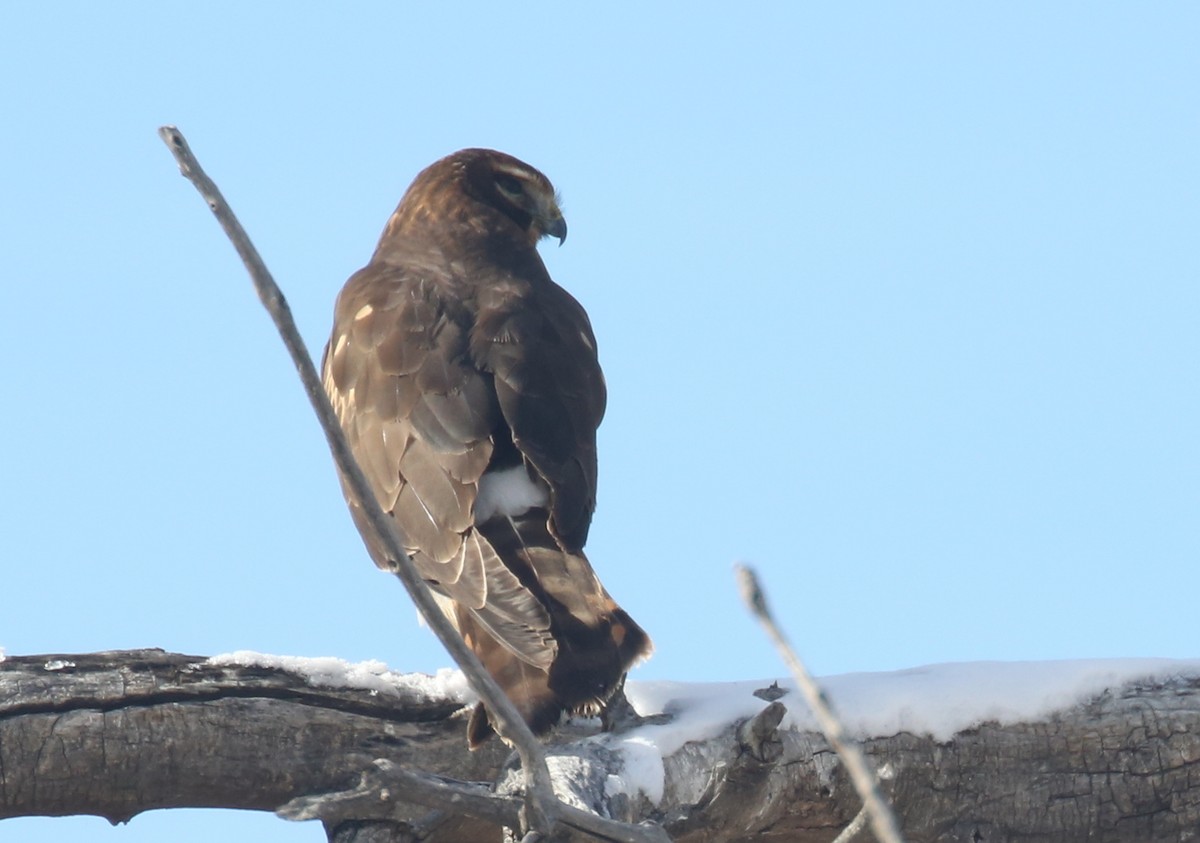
<box><xmin>322</xmin><ymin>148</ymin><xmax>651</xmax><ymax>747</ymax></box>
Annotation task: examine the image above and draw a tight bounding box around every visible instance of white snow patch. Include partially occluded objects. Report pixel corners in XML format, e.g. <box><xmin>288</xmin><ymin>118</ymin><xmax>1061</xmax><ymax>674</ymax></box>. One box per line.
<box><xmin>608</xmin><ymin>734</ymin><xmax>668</xmax><ymax>804</ymax></box>
<box><xmin>206</xmin><ymin>651</ymin><xmax>471</xmax><ymax>702</ymax></box>
<box><xmin>791</xmin><ymin>659</ymin><xmax>1200</xmax><ymax>741</ymax></box>
<box><xmin>44</xmin><ymin>659</ymin><xmax>75</xmax><ymax>671</ymax></box>
<box><xmin>610</xmin><ymin>658</ymin><xmax>1200</xmax><ymax>804</ymax></box>
<box><xmin>604</xmin><ymin>774</ymin><xmax>627</xmax><ymax>800</ymax></box>
<box><xmin>0</xmin><ymin>646</ymin><xmax>6</xmax><ymax>664</ymax></box>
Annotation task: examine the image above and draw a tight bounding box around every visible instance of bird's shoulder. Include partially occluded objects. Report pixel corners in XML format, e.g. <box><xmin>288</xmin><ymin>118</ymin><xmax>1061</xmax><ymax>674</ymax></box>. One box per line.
<box><xmin>333</xmin><ymin>255</ymin><xmax>471</xmax><ymax>331</ymax></box>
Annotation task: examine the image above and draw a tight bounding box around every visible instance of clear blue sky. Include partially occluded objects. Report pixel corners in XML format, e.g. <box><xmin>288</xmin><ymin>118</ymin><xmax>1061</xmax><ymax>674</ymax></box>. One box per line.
<box><xmin>2</xmin><ymin>4</ymin><xmax>1197</xmax><ymax>842</ymax></box>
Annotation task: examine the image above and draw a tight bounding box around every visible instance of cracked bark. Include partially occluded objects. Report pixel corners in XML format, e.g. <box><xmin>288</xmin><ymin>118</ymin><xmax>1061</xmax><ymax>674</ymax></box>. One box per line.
<box><xmin>0</xmin><ymin>649</ymin><xmax>507</xmax><ymax>841</ymax></box>
<box><xmin>3</xmin><ymin>650</ymin><xmax>1199</xmax><ymax>843</ymax></box>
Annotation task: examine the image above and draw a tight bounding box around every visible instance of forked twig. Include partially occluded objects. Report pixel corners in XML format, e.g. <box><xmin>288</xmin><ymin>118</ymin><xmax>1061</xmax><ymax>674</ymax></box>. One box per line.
<box><xmin>736</xmin><ymin>564</ymin><xmax>906</xmax><ymax>843</ymax></box>
<box><xmin>279</xmin><ymin>760</ymin><xmax>522</xmax><ymax>829</ymax></box>
<box><xmin>158</xmin><ymin>125</ymin><xmax>666</xmax><ymax>843</ymax></box>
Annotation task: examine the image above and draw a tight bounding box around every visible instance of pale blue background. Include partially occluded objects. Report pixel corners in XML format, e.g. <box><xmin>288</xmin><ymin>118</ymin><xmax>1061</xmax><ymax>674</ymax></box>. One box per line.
<box><xmin>2</xmin><ymin>4</ymin><xmax>1197</xmax><ymax>841</ymax></box>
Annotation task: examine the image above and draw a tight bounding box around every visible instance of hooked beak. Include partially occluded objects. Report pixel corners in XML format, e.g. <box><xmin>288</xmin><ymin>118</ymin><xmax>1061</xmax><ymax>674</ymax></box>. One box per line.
<box><xmin>544</xmin><ymin>214</ymin><xmax>567</xmax><ymax>246</ymax></box>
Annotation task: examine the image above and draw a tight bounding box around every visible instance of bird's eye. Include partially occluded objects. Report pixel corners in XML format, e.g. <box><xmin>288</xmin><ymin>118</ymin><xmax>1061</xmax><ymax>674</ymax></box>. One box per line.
<box><xmin>494</xmin><ymin>174</ymin><xmax>524</xmax><ymax>196</ymax></box>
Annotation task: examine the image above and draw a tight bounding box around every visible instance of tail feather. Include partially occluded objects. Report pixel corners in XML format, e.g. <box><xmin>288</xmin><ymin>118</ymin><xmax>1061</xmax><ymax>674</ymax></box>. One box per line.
<box><xmin>461</xmin><ymin>512</ymin><xmax>651</xmax><ymax>747</ymax></box>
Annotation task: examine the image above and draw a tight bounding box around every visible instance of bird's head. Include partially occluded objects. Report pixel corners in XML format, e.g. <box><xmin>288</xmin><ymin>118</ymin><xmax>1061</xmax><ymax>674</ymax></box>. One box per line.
<box><xmin>378</xmin><ymin>149</ymin><xmax>568</xmax><ymax>262</ymax></box>
<box><xmin>463</xmin><ymin>150</ymin><xmax>567</xmax><ymax>247</ymax></box>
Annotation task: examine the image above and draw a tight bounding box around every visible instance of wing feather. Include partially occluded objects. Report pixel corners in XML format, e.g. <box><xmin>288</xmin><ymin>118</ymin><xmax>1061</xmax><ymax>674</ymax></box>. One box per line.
<box><xmin>477</xmin><ymin>286</ymin><xmax>606</xmax><ymax>550</ymax></box>
<box><xmin>322</xmin><ymin>264</ymin><xmax>556</xmax><ymax>666</ymax></box>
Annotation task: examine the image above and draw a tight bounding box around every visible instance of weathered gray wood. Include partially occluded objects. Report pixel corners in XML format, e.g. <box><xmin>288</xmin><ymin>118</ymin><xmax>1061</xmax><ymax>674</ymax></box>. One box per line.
<box><xmin>654</xmin><ymin>673</ymin><xmax>1200</xmax><ymax>843</ymax></box>
<box><xmin>0</xmin><ymin>649</ymin><xmax>507</xmax><ymax>831</ymax></box>
<box><xmin>3</xmin><ymin>650</ymin><xmax>1199</xmax><ymax>842</ymax></box>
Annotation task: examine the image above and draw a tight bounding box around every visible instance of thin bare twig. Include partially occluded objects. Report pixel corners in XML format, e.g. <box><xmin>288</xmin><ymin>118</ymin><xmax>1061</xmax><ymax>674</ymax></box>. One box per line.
<box><xmin>158</xmin><ymin>125</ymin><xmax>665</xmax><ymax>843</ymax></box>
<box><xmin>830</xmin><ymin>806</ymin><xmax>869</xmax><ymax>843</ymax></box>
<box><xmin>735</xmin><ymin>564</ymin><xmax>907</xmax><ymax>843</ymax></box>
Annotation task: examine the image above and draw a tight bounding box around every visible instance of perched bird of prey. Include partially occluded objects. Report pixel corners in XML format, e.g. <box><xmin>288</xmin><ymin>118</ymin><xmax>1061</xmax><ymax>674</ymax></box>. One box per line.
<box><xmin>322</xmin><ymin>149</ymin><xmax>651</xmax><ymax>747</ymax></box>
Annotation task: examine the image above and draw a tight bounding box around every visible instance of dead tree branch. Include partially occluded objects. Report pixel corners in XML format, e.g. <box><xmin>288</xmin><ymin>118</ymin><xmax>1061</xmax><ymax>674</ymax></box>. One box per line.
<box><xmin>4</xmin><ymin>649</ymin><xmax>1200</xmax><ymax>842</ymax></box>
<box><xmin>0</xmin><ymin>649</ymin><xmax>505</xmax><ymax>839</ymax></box>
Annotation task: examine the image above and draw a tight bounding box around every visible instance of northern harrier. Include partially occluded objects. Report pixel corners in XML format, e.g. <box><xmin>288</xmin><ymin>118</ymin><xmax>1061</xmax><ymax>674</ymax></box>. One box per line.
<box><xmin>322</xmin><ymin>149</ymin><xmax>651</xmax><ymax>746</ymax></box>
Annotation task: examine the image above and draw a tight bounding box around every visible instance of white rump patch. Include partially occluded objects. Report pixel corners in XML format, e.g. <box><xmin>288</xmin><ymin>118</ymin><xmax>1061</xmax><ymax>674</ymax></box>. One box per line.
<box><xmin>475</xmin><ymin>465</ymin><xmax>548</xmax><ymax>523</ymax></box>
